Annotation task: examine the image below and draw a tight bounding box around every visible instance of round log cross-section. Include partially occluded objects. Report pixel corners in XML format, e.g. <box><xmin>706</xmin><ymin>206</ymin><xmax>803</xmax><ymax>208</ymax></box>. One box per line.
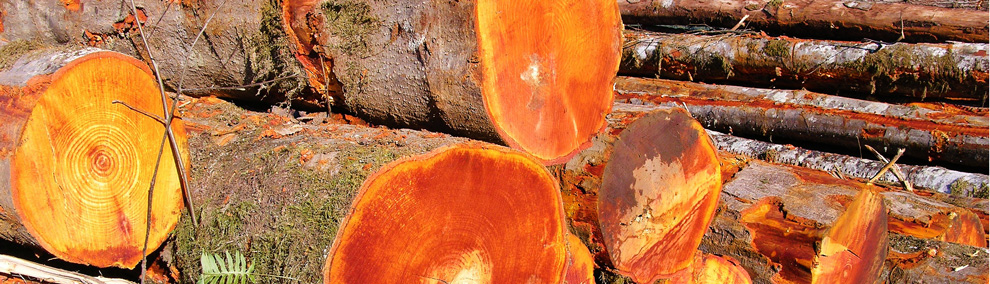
<box><xmin>0</xmin><ymin>49</ymin><xmax>188</xmax><ymax>268</ymax></box>
<box><xmin>323</xmin><ymin>142</ymin><xmax>570</xmax><ymax>283</ymax></box>
<box><xmin>597</xmin><ymin>108</ymin><xmax>722</xmax><ymax>283</ymax></box>
<box><xmin>286</xmin><ymin>0</ymin><xmax>623</xmax><ymax>164</ymax></box>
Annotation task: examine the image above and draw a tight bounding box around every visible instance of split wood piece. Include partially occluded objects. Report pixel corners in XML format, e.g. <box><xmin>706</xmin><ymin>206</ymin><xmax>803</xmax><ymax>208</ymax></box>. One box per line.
<box><xmin>666</xmin><ymin>252</ymin><xmax>753</xmax><ymax>284</ymax></box>
<box><xmin>564</xmin><ymin>234</ymin><xmax>595</xmax><ymax>284</ymax></box>
<box><xmin>810</xmin><ymin>188</ymin><xmax>889</xmax><ymax>284</ymax></box>
<box><xmin>618</xmin><ymin>0</ymin><xmax>989</xmax><ymax>43</ymax></box>
<box><xmin>0</xmin><ymin>254</ymin><xmax>135</xmax><ymax>284</ymax></box>
<box><xmin>722</xmin><ymin>161</ymin><xmax>986</xmax><ymax>283</ymax></box>
<box><xmin>706</xmin><ymin>129</ymin><xmax>988</xmax><ymax>197</ymax></box>
<box><xmin>620</xmin><ymin>31</ymin><xmax>989</xmax><ymax>104</ymax></box>
<box><xmin>595</xmin><ymin>107</ymin><xmax>721</xmax><ymax>283</ymax></box>
<box><xmin>614</xmin><ymin>77</ymin><xmax>990</xmax><ymax>170</ymax></box>
<box><xmin>285</xmin><ymin>0</ymin><xmax>623</xmax><ymax>164</ymax></box>
<box><xmin>0</xmin><ymin>48</ymin><xmax>188</xmax><ymax>268</ymax></box>
<box><xmin>323</xmin><ymin>142</ymin><xmax>572</xmax><ymax>283</ymax></box>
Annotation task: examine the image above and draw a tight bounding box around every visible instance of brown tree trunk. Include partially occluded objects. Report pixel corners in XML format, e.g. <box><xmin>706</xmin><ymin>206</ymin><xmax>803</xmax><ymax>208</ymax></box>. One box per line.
<box><xmin>0</xmin><ymin>0</ymin><xmax>327</xmax><ymax>108</ymax></box>
<box><xmin>291</xmin><ymin>0</ymin><xmax>622</xmax><ymax>164</ymax></box>
<box><xmin>614</xmin><ymin>76</ymin><xmax>990</xmax><ymax>170</ymax></box>
<box><xmin>0</xmin><ymin>48</ymin><xmax>188</xmax><ymax>269</ymax></box>
<box><xmin>618</xmin><ymin>0</ymin><xmax>990</xmax><ymax>43</ymax></box>
<box><xmin>620</xmin><ymin>31</ymin><xmax>989</xmax><ymax>104</ymax></box>
<box><xmin>323</xmin><ymin>142</ymin><xmax>583</xmax><ymax>283</ymax></box>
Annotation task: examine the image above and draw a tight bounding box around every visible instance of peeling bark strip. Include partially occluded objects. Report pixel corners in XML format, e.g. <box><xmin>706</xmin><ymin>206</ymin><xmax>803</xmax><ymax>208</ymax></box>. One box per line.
<box><xmin>0</xmin><ymin>49</ymin><xmax>188</xmax><ymax>268</ymax></box>
<box><xmin>0</xmin><ymin>0</ymin><xmax>325</xmax><ymax>108</ymax></box>
<box><xmin>286</xmin><ymin>0</ymin><xmax>622</xmax><ymax>164</ymax></box>
<box><xmin>618</xmin><ymin>0</ymin><xmax>989</xmax><ymax>43</ymax></box>
<box><xmin>614</xmin><ymin>77</ymin><xmax>990</xmax><ymax>170</ymax></box>
<box><xmin>620</xmin><ymin>31</ymin><xmax>990</xmax><ymax>104</ymax></box>
<box><xmin>707</xmin><ymin>130</ymin><xmax>989</xmax><ymax>197</ymax></box>
<box><xmin>323</xmin><ymin>143</ymin><xmax>579</xmax><ymax>283</ymax></box>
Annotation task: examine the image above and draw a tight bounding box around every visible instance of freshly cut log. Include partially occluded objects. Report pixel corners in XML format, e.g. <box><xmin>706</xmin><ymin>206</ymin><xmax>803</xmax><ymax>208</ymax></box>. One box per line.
<box><xmin>614</xmin><ymin>77</ymin><xmax>990</xmax><ymax>170</ymax></box>
<box><xmin>0</xmin><ymin>49</ymin><xmax>188</xmax><ymax>268</ymax></box>
<box><xmin>620</xmin><ymin>31</ymin><xmax>989</xmax><ymax>104</ymax></box>
<box><xmin>811</xmin><ymin>189</ymin><xmax>888</xmax><ymax>284</ymax></box>
<box><xmin>707</xmin><ymin>129</ymin><xmax>989</xmax><ymax>197</ymax></box>
<box><xmin>287</xmin><ymin>0</ymin><xmax>622</xmax><ymax>164</ymax></box>
<box><xmin>667</xmin><ymin>253</ymin><xmax>752</xmax><ymax>284</ymax></box>
<box><xmin>618</xmin><ymin>0</ymin><xmax>989</xmax><ymax>43</ymax></box>
<box><xmin>593</xmin><ymin>107</ymin><xmax>721</xmax><ymax>282</ymax></box>
<box><xmin>323</xmin><ymin>142</ymin><xmax>572</xmax><ymax>283</ymax></box>
<box><xmin>0</xmin><ymin>0</ymin><xmax>624</xmax><ymax>164</ymax></box>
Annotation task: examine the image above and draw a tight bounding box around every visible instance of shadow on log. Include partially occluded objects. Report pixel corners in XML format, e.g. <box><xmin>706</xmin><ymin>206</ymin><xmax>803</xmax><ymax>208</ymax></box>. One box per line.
<box><xmin>0</xmin><ymin>48</ymin><xmax>187</xmax><ymax>268</ymax></box>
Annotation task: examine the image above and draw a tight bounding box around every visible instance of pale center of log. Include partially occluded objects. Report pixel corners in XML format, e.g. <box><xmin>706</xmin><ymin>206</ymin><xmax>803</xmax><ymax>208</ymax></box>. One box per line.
<box><xmin>521</xmin><ymin>55</ymin><xmax>550</xmax><ymax>111</ymax></box>
<box><xmin>423</xmin><ymin>250</ymin><xmax>492</xmax><ymax>284</ymax></box>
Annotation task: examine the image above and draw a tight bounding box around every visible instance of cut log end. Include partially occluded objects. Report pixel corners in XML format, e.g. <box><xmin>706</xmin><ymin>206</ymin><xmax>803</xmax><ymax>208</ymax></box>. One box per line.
<box><xmin>4</xmin><ymin>51</ymin><xmax>188</xmax><ymax>268</ymax></box>
<box><xmin>564</xmin><ymin>234</ymin><xmax>595</xmax><ymax>284</ymax></box>
<box><xmin>597</xmin><ymin>108</ymin><xmax>722</xmax><ymax>283</ymax></box>
<box><xmin>476</xmin><ymin>0</ymin><xmax>622</xmax><ymax>164</ymax></box>
<box><xmin>811</xmin><ymin>189</ymin><xmax>889</xmax><ymax>284</ymax></box>
<box><xmin>323</xmin><ymin>142</ymin><xmax>569</xmax><ymax>283</ymax></box>
<box><xmin>668</xmin><ymin>253</ymin><xmax>753</xmax><ymax>284</ymax></box>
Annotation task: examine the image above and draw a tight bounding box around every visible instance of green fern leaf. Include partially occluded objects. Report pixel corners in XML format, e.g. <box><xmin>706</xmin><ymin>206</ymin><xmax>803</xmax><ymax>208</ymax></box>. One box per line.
<box><xmin>198</xmin><ymin>251</ymin><xmax>256</xmax><ymax>284</ymax></box>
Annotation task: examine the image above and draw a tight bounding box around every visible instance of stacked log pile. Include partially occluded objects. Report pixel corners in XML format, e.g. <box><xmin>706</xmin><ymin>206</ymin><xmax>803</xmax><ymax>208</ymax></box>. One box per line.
<box><xmin>0</xmin><ymin>0</ymin><xmax>987</xmax><ymax>283</ymax></box>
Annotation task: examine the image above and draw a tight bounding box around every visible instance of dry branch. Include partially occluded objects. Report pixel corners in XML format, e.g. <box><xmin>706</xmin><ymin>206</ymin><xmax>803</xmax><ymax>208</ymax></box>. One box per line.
<box><xmin>0</xmin><ymin>255</ymin><xmax>135</xmax><ymax>284</ymax></box>
<box><xmin>0</xmin><ymin>48</ymin><xmax>188</xmax><ymax>268</ymax></box>
<box><xmin>614</xmin><ymin>77</ymin><xmax>990</xmax><ymax>170</ymax></box>
<box><xmin>620</xmin><ymin>31</ymin><xmax>989</xmax><ymax>104</ymax></box>
<box><xmin>618</xmin><ymin>0</ymin><xmax>989</xmax><ymax>43</ymax></box>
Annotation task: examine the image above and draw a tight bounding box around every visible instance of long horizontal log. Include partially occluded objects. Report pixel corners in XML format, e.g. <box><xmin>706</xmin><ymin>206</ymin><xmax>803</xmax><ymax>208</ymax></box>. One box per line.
<box><xmin>618</xmin><ymin>0</ymin><xmax>990</xmax><ymax>43</ymax></box>
<box><xmin>620</xmin><ymin>31</ymin><xmax>990</xmax><ymax>104</ymax></box>
<box><xmin>614</xmin><ymin>77</ymin><xmax>990</xmax><ymax>170</ymax></box>
<box><xmin>0</xmin><ymin>0</ymin><xmax>623</xmax><ymax>164</ymax></box>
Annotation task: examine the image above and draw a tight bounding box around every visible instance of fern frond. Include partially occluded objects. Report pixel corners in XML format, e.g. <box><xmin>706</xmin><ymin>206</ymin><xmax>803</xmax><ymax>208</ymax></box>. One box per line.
<box><xmin>197</xmin><ymin>251</ymin><xmax>256</xmax><ymax>284</ymax></box>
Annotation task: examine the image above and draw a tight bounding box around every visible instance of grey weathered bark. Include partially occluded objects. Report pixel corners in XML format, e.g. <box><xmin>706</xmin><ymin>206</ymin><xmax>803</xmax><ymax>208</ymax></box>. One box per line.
<box><xmin>707</xmin><ymin>130</ymin><xmax>989</xmax><ymax>197</ymax></box>
<box><xmin>620</xmin><ymin>30</ymin><xmax>989</xmax><ymax>104</ymax></box>
<box><xmin>614</xmin><ymin>77</ymin><xmax>990</xmax><ymax>170</ymax></box>
<box><xmin>618</xmin><ymin>0</ymin><xmax>990</xmax><ymax>43</ymax></box>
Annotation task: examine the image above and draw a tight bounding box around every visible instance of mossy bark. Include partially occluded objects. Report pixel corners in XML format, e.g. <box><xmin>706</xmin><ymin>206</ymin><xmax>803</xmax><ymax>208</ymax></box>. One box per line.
<box><xmin>621</xmin><ymin>31</ymin><xmax>989</xmax><ymax>105</ymax></box>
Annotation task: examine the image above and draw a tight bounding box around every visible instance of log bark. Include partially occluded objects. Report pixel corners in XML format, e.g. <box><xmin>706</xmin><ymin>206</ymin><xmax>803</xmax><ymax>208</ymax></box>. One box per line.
<box><xmin>0</xmin><ymin>0</ymin><xmax>327</xmax><ymax>108</ymax></box>
<box><xmin>614</xmin><ymin>77</ymin><xmax>990</xmax><ymax>170</ymax></box>
<box><xmin>0</xmin><ymin>48</ymin><xmax>188</xmax><ymax>268</ymax></box>
<box><xmin>561</xmin><ymin>103</ymin><xmax>989</xmax><ymax>283</ymax></box>
<box><xmin>323</xmin><ymin>142</ymin><xmax>577</xmax><ymax>283</ymax></box>
<box><xmin>288</xmin><ymin>0</ymin><xmax>623</xmax><ymax>164</ymax></box>
<box><xmin>620</xmin><ymin>31</ymin><xmax>990</xmax><ymax>104</ymax></box>
<box><xmin>708</xmin><ymin>130</ymin><xmax>989</xmax><ymax>197</ymax></box>
<box><xmin>618</xmin><ymin>0</ymin><xmax>990</xmax><ymax>43</ymax></box>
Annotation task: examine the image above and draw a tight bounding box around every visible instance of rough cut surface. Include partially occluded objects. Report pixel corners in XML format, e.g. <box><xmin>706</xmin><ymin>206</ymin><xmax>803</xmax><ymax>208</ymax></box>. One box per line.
<box><xmin>0</xmin><ymin>49</ymin><xmax>187</xmax><ymax>268</ymax></box>
<box><xmin>323</xmin><ymin>143</ymin><xmax>570</xmax><ymax>283</ymax></box>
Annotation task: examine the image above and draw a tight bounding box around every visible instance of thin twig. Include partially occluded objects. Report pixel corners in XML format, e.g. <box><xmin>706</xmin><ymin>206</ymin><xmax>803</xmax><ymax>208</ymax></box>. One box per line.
<box><xmin>865</xmin><ymin>145</ymin><xmax>913</xmax><ymax>191</ymax></box>
<box><xmin>867</xmin><ymin>148</ymin><xmax>906</xmax><ymax>185</ymax></box>
<box><xmin>112</xmin><ymin>101</ymin><xmax>165</xmax><ymax>124</ymax></box>
<box><xmin>179</xmin><ymin>75</ymin><xmax>298</xmax><ymax>92</ymax></box>
<box><xmin>730</xmin><ymin>14</ymin><xmax>750</xmax><ymax>31</ymax></box>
